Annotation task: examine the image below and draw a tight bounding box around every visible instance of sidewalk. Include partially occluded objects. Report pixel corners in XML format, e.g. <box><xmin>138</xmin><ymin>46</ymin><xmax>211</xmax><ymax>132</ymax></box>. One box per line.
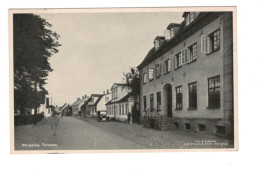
<box><xmin>74</xmin><ymin>116</ymin><xmax>234</xmax><ymax>149</ymax></box>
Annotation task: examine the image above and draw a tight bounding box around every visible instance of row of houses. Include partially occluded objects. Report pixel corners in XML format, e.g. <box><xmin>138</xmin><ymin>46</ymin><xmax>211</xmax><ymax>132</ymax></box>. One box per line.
<box><xmin>61</xmin><ymin>11</ymin><xmax>234</xmax><ymax>137</ymax></box>
<box><xmin>61</xmin><ymin>83</ymin><xmax>135</xmax><ymax>122</ymax></box>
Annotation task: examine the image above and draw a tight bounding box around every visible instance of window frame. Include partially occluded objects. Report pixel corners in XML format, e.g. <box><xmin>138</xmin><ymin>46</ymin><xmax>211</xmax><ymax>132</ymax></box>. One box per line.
<box><xmin>143</xmin><ymin>73</ymin><xmax>147</xmax><ymax>84</ymax></box>
<box><xmin>148</xmin><ymin>68</ymin><xmax>154</xmax><ymax>81</ymax></box>
<box><xmin>188</xmin><ymin>82</ymin><xmax>197</xmax><ymax>109</ymax></box>
<box><xmin>207</xmin><ymin>29</ymin><xmax>220</xmax><ymax>55</ymax></box>
<box><xmin>174</xmin><ymin>52</ymin><xmax>182</xmax><ymax>69</ymax></box>
<box><xmin>175</xmin><ymin>86</ymin><xmax>183</xmax><ymax>110</ymax></box>
<box><xmin>188</xmin><ymin>43</ymin><xmax>197</xmax><ymax>63</ymax></box>
<box><xmin>164</xmin><ymin>59</ymin><xmax>171</xmax><ymax>74</ymax></box>
<box><xmin>155</xmin><ymin>64</ymin><xmax>161</xmax><ymax>78</ymax></box>
<box><xmin>150</xmin><ymin>94</ymin><xmax>154</xmax><ymax>111</ymax></box>
<box><xmin>208</xmin><ymin>75</ymin><xmax>221</xmax><ymax>109</ymax></box>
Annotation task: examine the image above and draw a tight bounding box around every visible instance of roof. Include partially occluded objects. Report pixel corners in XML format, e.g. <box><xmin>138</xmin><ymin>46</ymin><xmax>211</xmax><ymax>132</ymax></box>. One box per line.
<box><xmin>110</xmin><ymin>83</ymin><xmax>131</xmax><ymax>90</ymax></box>
<box><xmin>137</xmin><ymin>12</ymin><xmax>222</xmax><ymax>70</ymax></box>
<box><xmin>105</xmin><ymin>91</ymin><xmax>134</xmax><ymax>105</ymax></box>
<box><xmin>166</xmin><ymin>23</ymin><xmax>182</xmax><ymax>30</ymax></box>
<box><xmin>87</xmin><ymin>94</ymin><xmax>104</xmax><ymax>106</ymax></box>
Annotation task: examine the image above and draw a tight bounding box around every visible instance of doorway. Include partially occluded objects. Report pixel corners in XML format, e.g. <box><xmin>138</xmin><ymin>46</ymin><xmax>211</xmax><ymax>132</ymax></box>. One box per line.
<box><xmin>164</xmin><ymin>84</ymin><xmax>172</xmax><ymax>117</ymax></box>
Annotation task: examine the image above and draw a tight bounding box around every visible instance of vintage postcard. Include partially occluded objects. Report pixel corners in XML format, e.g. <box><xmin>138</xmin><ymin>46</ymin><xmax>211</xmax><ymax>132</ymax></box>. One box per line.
<box><xmin>9</xmin><ymin>7</ymin><xmax>237</xmax><ymax>154</ymax></box>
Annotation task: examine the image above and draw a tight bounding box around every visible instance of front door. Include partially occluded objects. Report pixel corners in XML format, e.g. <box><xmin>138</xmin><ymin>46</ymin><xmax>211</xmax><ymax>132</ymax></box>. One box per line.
<box><xmin>167</xmin><ymin>86</ymin><xmax>172</xmax><ymax>117</ymax></box>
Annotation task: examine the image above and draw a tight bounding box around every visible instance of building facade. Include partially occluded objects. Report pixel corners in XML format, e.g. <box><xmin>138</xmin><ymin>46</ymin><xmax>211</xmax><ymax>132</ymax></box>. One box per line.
<box><xmin>137</xmin><ymin>12</ymin><xmax>233</xmax><ymax>137</ymax></box>
<box><xmin>71</xmin><ymin>95</ymin><xmax>88</xmax><ymax>116</ymax></box>
<box><xmin>106</xmin><ymin>83</ymin><xmax>134</xmax><ymax>122</ymax></box>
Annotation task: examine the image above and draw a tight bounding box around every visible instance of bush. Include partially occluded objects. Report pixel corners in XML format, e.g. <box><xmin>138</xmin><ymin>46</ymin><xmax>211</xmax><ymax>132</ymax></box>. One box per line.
<box><xmin>14</xmin><ymin>114</ymin><xmax>44</xmax><ymax>126</ymax></box>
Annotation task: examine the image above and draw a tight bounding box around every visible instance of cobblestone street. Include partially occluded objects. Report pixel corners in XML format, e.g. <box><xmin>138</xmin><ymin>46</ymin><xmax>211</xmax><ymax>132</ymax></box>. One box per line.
<box><xmin>15</xmin><ymin>116</ymin><xmax>234</xmax><ymax>151</ymax></box>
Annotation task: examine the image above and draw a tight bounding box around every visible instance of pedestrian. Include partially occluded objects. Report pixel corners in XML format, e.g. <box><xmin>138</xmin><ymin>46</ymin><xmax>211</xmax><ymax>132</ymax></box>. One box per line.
<box><xmin>127</xmin><ymin>112</ymin><xmax>132</xmax><ymax>124</ymax></box>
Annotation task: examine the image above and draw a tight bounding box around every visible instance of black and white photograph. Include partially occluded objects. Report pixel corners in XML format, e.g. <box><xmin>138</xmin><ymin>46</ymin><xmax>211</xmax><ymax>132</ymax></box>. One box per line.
<box><xmin>10</xmin><ymin>7</ymin><xmax>237</xmax><ymax>153</ymax></box>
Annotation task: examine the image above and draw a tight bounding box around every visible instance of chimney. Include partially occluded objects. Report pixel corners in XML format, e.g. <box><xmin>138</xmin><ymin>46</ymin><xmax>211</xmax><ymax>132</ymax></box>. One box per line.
<box><xmin>103</xmin><ymin>91</ymin><xmax>105</xmax><ymax>95</ymax></box>
<box><xmin>107</xmin><ymin>89</ymin><xmax>109</xmax><ymax>94</ymax></box>
<box><xmin>82</xmin><ymin>96</ymin><xmax>84</xmax><ymax>99</ymax></box>
<box><xmin>85</xmin><ymin>94</ymin><xmax>87</xmax><ymax>98</ymax></box>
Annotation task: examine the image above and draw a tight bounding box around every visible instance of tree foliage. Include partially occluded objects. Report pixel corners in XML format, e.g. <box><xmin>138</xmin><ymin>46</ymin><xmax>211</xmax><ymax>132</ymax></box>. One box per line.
<box><xmin>13</xmin><ymin>14</ymin><xmax>61</xmax><ymax>114</ymax></box>
<box><xmin>123</xmin><ymin>67</ymin><xmax>140</xmax><ymax>123</ymax></box>
<box><xmin>123</xmin><ymin>67</ymin><xmax>140</xmax><ymax>98</ymax></box>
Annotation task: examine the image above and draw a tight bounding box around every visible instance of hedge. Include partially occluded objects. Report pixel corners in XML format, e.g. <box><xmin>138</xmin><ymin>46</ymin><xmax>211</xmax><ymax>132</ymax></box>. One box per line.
<box><xmin>14</xmin><ymin>114</ymin><xmax>44</xmax><ymax>126</ymax></box>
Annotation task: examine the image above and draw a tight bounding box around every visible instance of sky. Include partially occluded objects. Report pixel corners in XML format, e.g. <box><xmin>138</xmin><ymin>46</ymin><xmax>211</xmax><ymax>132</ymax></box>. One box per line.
<box><xmin>38</xmin><ymin>11</ymin><xmax>183</xmax><ymax>106</ymax></box>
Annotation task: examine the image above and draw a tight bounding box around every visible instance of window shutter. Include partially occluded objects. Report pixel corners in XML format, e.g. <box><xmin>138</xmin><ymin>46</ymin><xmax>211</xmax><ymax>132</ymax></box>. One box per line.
<box><xmin>163</xmin><ymin>61</ymin><xmax>166</xmax><ymax>74</ymax></box>
<box><xmin>206</xmin><ymin>36</ymin><xmax>211</xmax><ymax>54</ymax></box>
<box><xmin>201</xmin><ymin>35</ymin><xmax>207</xmax><ymax>53</ymax></box>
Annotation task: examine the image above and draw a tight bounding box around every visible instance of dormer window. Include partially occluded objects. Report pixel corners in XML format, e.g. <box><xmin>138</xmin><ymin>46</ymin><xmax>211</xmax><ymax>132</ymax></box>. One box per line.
<box><xmin>154</xmin><ymin>40</ymin><xmax>159</xmax><ymax>50</ymax></box>
<box><xmin>185</xmin><ymin>12</ymin><xmax>195</xmax><ymax>26</ymax></box>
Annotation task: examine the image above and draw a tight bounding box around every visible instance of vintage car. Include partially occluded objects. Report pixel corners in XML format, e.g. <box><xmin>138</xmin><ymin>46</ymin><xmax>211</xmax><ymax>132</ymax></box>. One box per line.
<box><xmin>97</xmin><ymin>111</ymin><xmax>109</xmax><ymax>122</ymax></box>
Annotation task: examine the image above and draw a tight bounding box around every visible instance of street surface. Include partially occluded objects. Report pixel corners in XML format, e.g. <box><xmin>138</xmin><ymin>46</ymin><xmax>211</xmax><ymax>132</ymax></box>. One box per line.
<box><xmin>15</xmin><ymin>116</ymin><xmax>234</xmax><ymax>150</ymax></box>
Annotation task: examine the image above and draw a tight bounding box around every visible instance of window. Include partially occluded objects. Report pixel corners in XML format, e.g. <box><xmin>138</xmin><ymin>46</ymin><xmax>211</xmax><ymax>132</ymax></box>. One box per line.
<box><xmin>174</xmin><ymin>52</ymin><xmax>182</xmax><ymax>69</ymax></box>
<box><xmin>201</xmin><ymin>29</ymin><xmax>220</xmax><ymax>54</ymax></box>
<box><xmin>150</xmin><ymin>94</ymin><xmax>154</xmax><ymax>111</ymax></box>
<box><xmin>185</xmin><ymin>123</ymin><xmax>191</xmax><ymax>131</ymax></box>
<box><xmin>122</xmin><ymin>104</ymin><xmax>124</xmax><ymax>115</ymax></box>
<box><xmin>105</xmin><ymin>96</ymin><xmax>109</xmax><ymax>102</ymax></box>
<box><xmin>188</xmin><ymin>82</ymin><xmax>197</xmax><ymax>109</ymax></box>
<box><xmin>189</xmin><ymin>43</ymin><xmax>197</xmax><ymax>62</ymax></box>
<box><xmin>170</xmin><ymin>28</ymin><xmax>174</xmax><ymax>38</ymax></box>
<box><xmin>125</xmin><ymin>104</ymin><xmax>128</xmax><ymax>114</ymax></box>
<box><xmin>156</xmin><ymin>92</ymin><xmax>161</xmax><ymax>111</ymax></box>
<box><xmin>148</xmin><ymin>68</ymin><xmax>154</xmax><ymax>80</ymax></box>
<box><xmin>176</xmin><ymin>86</ymin><xmax>182</xmax><ymax>110</ymax></box>
<box><xmin>143</xmin><ymin>73</ymin><xmax>147</xmax><ymax>84</ymax></box>
<box><xmin>164</xmin><ymin>59</ymin><xmax>171</xmax><ymax>74</ymax></box>
<box><xmin>185</xmin><ymin>12</ymin><xmax>195</xmax><ymax>26</ymax></box>
<box><xmin>155</xmin><ymin>64</ymin><xmax>161</xmax><ymax>78</ymax></box>
<box><xmin>143</xmin><ymin>96</ymin><xmax>147</xmax><ymax>111</ymax></box>
<box><xmin>119</xmin><ymin>105</ymin><xmax>121</xmax><ymax>114</ymax></box>
<box><xmin>216</xmin><ymin>126</ymin><xmax>225</xmax><ymax>135</ymax></box>
<box><xmin>208</xmin><ymin>76</ymin><xmax>220</xmax><ymax>108</ymax></box>
<box><xmin>190</xmin><ymin>12</ymin><xmax>195</xmax><ymax>23</ymax></box>
<box><xmin>154</xmin><ymin>40</ymin><xmax>159</xmax><ymax>50</ymax></box>
<box><xmin>185</xmin><ymin>13</ymin><xmax>190</xmax><ymax>26</ymax></box>
<box><xmin>198</xmin><ymin>124</ymin><xmax>206</xmax><ymax>132</ymax></box>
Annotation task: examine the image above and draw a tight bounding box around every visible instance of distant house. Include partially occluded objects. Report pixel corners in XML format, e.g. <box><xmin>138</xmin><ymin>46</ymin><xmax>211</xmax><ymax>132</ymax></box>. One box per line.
<box><xmin>86</xmin><ymin>94</ymin><xmax>105</xmax><ymax>117</ymax></box>
<box><xmin>71</xmin><ymin>95</ymin><xmax>88</xmax><ymax>116</ymax></box>
<box><xmin>80</xmin><ymin>97</ymin><xmax>91</xmax><ymax>117</ymax></box>
<box><xmin>38</xmin><ymin>96</ymin><xmax>53</xmax><ymax>117</ymax></box>
<box><xmin>106</xmin><ymin>83</ymin><xmax>134</xmax><ymax>122</ymax></box>
<box><xmin>60</xmin><ymin>104</ymin><xmax>72</xmax><ymax>116</ymax></box>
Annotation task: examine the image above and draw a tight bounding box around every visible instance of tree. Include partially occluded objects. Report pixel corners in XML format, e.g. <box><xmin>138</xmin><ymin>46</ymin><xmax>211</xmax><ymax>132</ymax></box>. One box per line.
<box><xmin>123</xmin><ymin>67</ymin><xmax>140</xmax><ymax>123</ymax></box>
<box><xmin>13</xmin><ymin>14</ymin><xmax>61</xmax><ymax>115</ymax></box>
